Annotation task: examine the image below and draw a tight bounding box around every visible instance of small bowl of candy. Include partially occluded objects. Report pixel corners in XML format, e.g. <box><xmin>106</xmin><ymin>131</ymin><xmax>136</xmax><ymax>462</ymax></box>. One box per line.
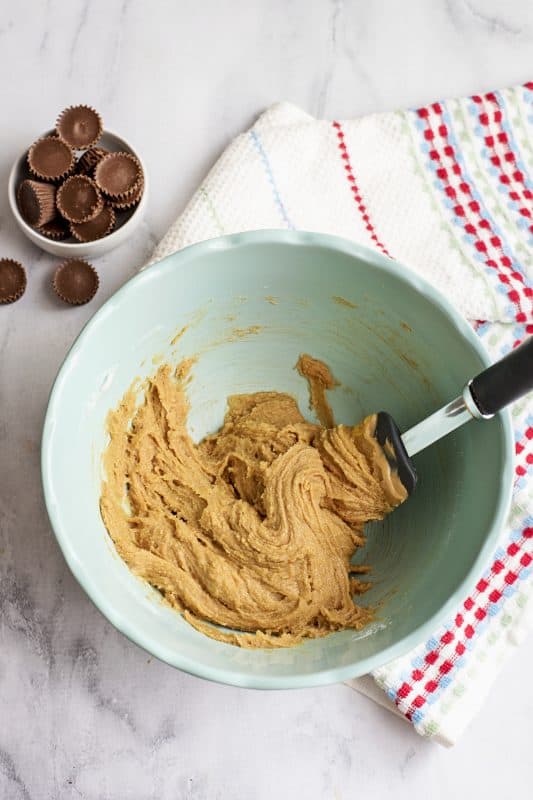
<box><xmin>8</xmin><ymin>105</ymin><xmax>148</xmax><ymax>258</ymax></box>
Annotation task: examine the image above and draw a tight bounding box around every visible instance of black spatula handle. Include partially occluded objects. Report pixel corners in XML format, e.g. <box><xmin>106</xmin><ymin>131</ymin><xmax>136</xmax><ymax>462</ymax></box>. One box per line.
<box><xmin>470</xmin><ymin>336</ymin><xmax>533</xmax><ymax>417</ymax></box>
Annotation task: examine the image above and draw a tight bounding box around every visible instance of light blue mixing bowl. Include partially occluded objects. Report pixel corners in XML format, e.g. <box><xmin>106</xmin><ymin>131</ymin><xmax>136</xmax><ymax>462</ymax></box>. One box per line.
<box><xmin>42</xmin><ymin>231</ymin><xmax>513</xmax><ymax>688</ymax></box>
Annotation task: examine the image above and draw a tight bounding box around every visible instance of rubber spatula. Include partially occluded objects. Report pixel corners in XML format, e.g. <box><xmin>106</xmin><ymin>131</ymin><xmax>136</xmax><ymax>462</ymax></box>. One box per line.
<box><xmin>374</xmin><ymin>336</ymin><xmax>533</xmax><ymax>495</ymax></box>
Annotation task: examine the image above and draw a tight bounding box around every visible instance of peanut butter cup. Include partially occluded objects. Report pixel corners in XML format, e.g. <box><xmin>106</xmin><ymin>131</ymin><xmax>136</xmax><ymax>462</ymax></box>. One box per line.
<box><xmin>0</xmin><ymin>259</ymin><xmax>27</xmax><ymax>304</ymax></box>
<box><xmin>94</xmin><ymin>152</ymin><xmax>142</xmax><ymax>198</ymax></box>
<box><xmin>108</xmin><ymin>178</ymin><xmax>144</xmax><ymax>210</ymax></box>
<box><xmin>56</xmin><ymin>175</ymin><xmax>103</xmax><ymax>224</ymax></box>
<box><xmin>76</xmin><ymin>146</ymin><xmax>108</xmax><ymax>176</ymax></box>
<box><xmin>70</xmin><ymin>204</ymin><xmax>115</xmax><ymax>242</ymax></box>
<box><xmin>17</xmin><ymin>180</ymin><xmax>56</xmax><ymax>227</ymax></box>
<box><xmin>27</xmin><ymin>136</ymin><xmax>74</xmax><ymax>182</ymax></box>
<box><xmin>52</xmin><ymin>259</ymin><xmax>99</xmax><ymax>305</ymax></box>
<box><xmin>56</xmin><ymin>105</ymin><xmax>103</xmax><ymax>149</ymax></box>
<box><xmin>38</xmin><ymin>218</ymin><xmax>70</xmax><ymax>240</ymax></box>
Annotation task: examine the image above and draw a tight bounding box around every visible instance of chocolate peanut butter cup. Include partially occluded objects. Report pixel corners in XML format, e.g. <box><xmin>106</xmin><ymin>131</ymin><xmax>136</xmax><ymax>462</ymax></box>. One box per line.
<box><xmin>0</xmin><ymin>258</ymin><xmax>27</xmax><ymax>304</ymax></box>
<box><xmin>52</xmin><ymin>259</ymin><xmax>99</xmax><ymax>305</ymax></box>
<box><xmin>94</xmin><ymin>152</ymin><xmax>142</xmax><ymax>199</ymax></box>
<box><xmin>70</xmin><ymin>204</ymin><xmax>115</xmax><ymax>242</ymax></box>
<box><xmin>56</xmin><ymin>175</ymin><xmax>103</xmax><ymax>224</ymax></box>
<box><xmin>38</xmin><ymin>218</ymin><xmax>70</xmax><ymax>240</ymax></box>
<box><xmin>76</xmin><ymin>146</ymin><xmax>108</xmax><ymax>176</ymax></box>
<box><xmin>56</xmin><ymin>105</ymin><xmax>103</xmax><ymax>149</ymax></box>
<box><xmin>108</xmin><ymin>178</ymin><xmax>144</xmax><ymax>210</ymax></box>
<box><xmin>17</xmin><ymin>179</ymin><xmax>56</xmax><ymax>227</ymax></box>
<box><xmin>27</xmin><ymin>136</ymin><xmax>74</xmax><ymax>182</ymax></box>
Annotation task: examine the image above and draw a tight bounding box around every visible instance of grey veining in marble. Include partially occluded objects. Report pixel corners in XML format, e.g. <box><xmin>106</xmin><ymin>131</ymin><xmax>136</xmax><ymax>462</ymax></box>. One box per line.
<box><xmin>2</xmin><ymin>1</ymin><xmax>533</xmax><ymax>798</ymax></box>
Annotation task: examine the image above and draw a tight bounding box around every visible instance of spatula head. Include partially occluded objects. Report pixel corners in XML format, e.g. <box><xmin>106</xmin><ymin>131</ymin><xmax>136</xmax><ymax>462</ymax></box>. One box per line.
<box><xmin>374</xmin><ymin>411</ymin><xmax>418</xmax><ymax>496</ymax></box>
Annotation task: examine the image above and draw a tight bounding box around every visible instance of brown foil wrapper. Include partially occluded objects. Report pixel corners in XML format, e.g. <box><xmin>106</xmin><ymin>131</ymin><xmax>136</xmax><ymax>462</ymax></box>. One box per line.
<box><xmin>0</xmin><ymin>258</ymin><xmax>27</xmax><ymax>304</ymax></box>
<box><xmin>37</xmin><ymin>218</ymin><xmax>70</xmax><ymax>241</ymax></box>
<box><xmin>17</xmin><ymin>179</ymin><xmax>56</xmax><ymax>227</ymax></box>
<box><xmin>109</xmin><ymin>178</ymin><xmax>144</xmax><ymax>210</ymax></box>
<box><xmin>76</xmin><ymin>146</ymin><xmax>108</xmax><ymax>176</ymax></box>
<box><xmin>52</xmin><ymin>259</ymin><xmax>99</xmax><ymax>305</ymax></box>
<box><xmin>56</xmin><ymin>175</ymin><xmax>103</xmax><ymax>224</ymax></box>
<box><xmin>56</xmin><ymin>105</ymin><xmax>103</xmax><ymax>149</ymax></box>
<box><xmin>94</xmin><ymin>151</ymin><xmax>143</xmax><ymax>199</ymax></box>
<box><xmin>27</xmin><ymin>136</ymin><xmax>74</xmax><ymax>182</ymax></box>
<box><xmin>70</xmin><ymin>204</ymin><xmax>116</xmax><ymax>242</ymax></box>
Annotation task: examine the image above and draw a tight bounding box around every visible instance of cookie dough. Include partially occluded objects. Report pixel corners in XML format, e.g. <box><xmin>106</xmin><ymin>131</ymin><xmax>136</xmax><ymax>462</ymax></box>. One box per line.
<box><xmin>100</xmin><ymin>356</ymin><xmax>407</xmax><ymax>648</ymax></box>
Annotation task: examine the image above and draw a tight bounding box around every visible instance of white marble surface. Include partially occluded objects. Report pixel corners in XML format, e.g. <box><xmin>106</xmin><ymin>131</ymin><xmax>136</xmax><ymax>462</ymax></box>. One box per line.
<box><xmin>2</xmin><ymin>1</ymin><xmax>533</xmax><ymax>797</ymax></box>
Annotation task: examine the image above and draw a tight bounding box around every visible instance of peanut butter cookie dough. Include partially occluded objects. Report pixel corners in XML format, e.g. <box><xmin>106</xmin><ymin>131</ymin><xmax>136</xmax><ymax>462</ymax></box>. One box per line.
<box><xmin>100</xmin><ymin>356</ymin><xmax>406</xmax><ymax>648</ymax></box>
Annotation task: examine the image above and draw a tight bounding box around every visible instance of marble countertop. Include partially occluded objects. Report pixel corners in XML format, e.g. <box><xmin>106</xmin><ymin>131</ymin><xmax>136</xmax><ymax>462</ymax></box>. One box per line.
<box><xmin>2</xmin><ymin>1</ymin><xmax>533</xmax><ymax>797</ymax></box>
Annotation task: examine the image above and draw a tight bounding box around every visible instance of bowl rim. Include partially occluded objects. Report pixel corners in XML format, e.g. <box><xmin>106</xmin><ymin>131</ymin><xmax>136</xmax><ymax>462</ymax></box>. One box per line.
<box><xmin>8</xmin><ymin>128</ymin><xmax>148</xmax><ymax>254</ymax></box>
<box><xmin>41</xmin><ymin>230</ymin><xmax>514</xmax><ymax>689</ymax></box>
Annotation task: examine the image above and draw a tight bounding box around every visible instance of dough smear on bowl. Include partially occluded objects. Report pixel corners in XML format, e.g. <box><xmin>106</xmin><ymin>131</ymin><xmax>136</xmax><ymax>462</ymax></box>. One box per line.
<box><xmin>100</xmin><ymin>355</ymin><xmax>407</xmax><ymax>648</ymax></box>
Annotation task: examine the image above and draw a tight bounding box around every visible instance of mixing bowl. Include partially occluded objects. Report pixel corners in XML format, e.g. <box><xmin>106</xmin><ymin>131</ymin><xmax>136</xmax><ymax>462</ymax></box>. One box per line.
<box><xmin>41</xmin><ymin>230</ymin><xmax>513</xmax><ymax>688</ymax></box>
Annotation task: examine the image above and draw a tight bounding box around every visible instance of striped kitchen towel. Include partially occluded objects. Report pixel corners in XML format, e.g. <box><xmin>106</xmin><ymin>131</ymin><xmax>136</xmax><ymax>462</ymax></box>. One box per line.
<box><xmin>148</xmin><ymin>84</ymin><xmax>533</xmax><ymax>746</ymax></box>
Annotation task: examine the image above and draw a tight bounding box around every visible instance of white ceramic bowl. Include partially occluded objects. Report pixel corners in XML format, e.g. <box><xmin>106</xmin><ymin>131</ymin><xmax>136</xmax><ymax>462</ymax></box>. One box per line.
<box><xmin>8</xmin><ymin>129</ymin><xmax>148</xmax><ymax>258</ymax></box>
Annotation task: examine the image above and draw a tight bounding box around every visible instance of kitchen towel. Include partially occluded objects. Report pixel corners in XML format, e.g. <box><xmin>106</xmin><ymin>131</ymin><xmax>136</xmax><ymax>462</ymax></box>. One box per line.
<box><xmin>147</xmin><ymin>84</ymin><xmax>533</xmax><ymax>746</ymax></box>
